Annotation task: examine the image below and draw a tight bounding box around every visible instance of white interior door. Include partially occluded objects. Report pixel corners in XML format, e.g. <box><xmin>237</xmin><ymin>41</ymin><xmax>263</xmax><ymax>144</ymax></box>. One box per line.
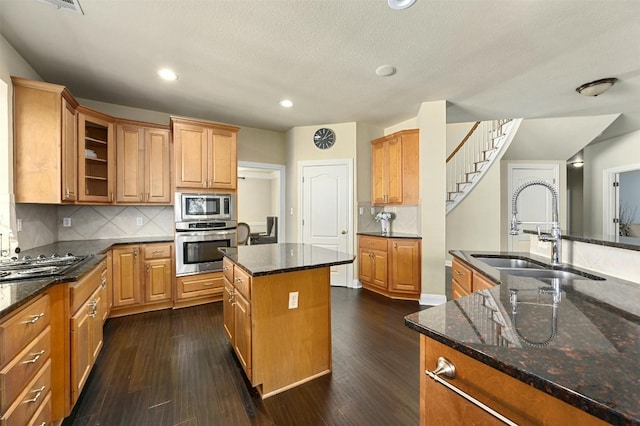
<box><xmin>301</xmin><ymin>160</ymin><xmax>352</xmax><ymax>287</ymax></box>
<box><xmin>508</xmin><ymin>164</ymin><xmax>559</xmax><ymax>252</ymax></box>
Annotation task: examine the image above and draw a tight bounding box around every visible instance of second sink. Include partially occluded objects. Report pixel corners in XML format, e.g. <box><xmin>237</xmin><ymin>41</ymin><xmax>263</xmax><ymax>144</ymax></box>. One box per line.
<box><xmin>498</xmin><ymin>267</ymin><xmax>605</xmax><ymax>281</ymax></box>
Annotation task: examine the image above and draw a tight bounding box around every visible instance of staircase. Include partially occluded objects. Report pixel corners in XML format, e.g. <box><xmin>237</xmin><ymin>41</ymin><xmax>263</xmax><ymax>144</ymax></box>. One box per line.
<box><xmin>446</xmin><ymin>118</ymin><xmax>522</xmax><ymax>214</ymax></box>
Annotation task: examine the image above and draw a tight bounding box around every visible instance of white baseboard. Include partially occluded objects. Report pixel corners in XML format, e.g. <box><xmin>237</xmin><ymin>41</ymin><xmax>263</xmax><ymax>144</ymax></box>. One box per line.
<box><xmin>445</xmin><ymin>259</ymin><xmax>452</xmax><ymax>267</ymax></box>
<box><xmin>350</xmin><ymin>279</ymin><xmax>363</xmax><ymax>289</ymax></box>
<box><xmin>420</xmin><ymin>293</ymin><xmax>447</xmax><ymax>306</ymax></box>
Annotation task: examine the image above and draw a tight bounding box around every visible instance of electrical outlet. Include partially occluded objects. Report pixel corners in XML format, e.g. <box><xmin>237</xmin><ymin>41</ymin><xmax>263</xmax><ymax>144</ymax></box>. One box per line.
<box><xmin>370</xmin><ymin>207</ymin><xmax>375</xmax><ymax>215</ymax></box>
<box><xmin>17</xmin><ymin>219</ymin><xmax>22</xmax><ymax>232</ymax></box>
<box><xmin>359</xmin><ymin>207</ymin><xmax>364</xmax><ymax>215</ymax></box>
<box><xmin>288</xmin><ymin>291</ymin><xmax>299</xmax><ymax>309</ymax></box>
<box><xmin>137</xmin><ymin>217</ymin><xmax>144</xmax><ymax>226</ymax></box>
<box><xmin>63</xmin><ymin>218</ymin><xmax>71</xmax><ymax>227</ymax></box>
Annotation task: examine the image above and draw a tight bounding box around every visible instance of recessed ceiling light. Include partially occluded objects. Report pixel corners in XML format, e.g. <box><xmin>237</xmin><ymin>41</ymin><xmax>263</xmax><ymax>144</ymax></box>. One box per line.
<box><xmin>279</xmin><ymin>99</ymin><xmax>293</xmax><ymax>108</ymax></box>
<box><xmin>157</xmin><ymin>69</ymin><xmax>178</xmax><ymax>81</ymax></box>
<box><xmin>388</xmin><ymin>0</ymin><xmax>416</xmax><ymax>10</ymax></box>
<box><xmin>575</xmin><ymin>77</ymin><xmax>618</xmax><ymax>97</ymax></box>
<box><xmin>375</xmin><ymin>65</ymin><xmax>397</xmax><ymax>77</ymax></box>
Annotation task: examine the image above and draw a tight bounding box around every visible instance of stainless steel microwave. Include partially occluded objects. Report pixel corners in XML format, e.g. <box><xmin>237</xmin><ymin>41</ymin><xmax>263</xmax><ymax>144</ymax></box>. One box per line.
<box><xmin>175</xmin><ymin>192</ymin><xmax>236</xmax><ymax>222</ymax></box>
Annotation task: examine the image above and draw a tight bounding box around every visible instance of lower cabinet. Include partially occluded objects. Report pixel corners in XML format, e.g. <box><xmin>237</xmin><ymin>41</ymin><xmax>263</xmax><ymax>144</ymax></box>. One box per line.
<box><xmin>69</xmin><ymin>260</ymin><xmax>107</xmax><ymax>405</ymax></box>
<box><xmin>175</xmin><ymin>271</ymin><xmax>224</xmax><ymax>308</ymax></box>
<box><xmin>358</xmin><ymin>235</ymin><xmax>421</xmax><ymax>300</ymax></box>
<box><xmin>451</xmin><ymin>256</ymin><xmax>496</xmax><ymax>300</ymax></box>
<box><xmin>110</xmin><ymin>243</ymin><xmax>174</xmax><ymax>317</ymax></box>
<box><xmin>420</xmin><ymin>335</ymin><xmax>606</xmax><ymax>425</ymax></box>
<box><xmin>222</xmin><ymin>257</ymin><xmax>252</xmax><ymax>379</ymax></box>
<box><xmin>0</xmin><ymin>294</ymin><xmax>52</xmax><ymax>425</ymax></box>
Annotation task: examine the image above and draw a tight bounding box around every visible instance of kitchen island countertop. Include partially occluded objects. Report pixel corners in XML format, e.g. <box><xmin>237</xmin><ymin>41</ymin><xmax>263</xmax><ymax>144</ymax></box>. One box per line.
<box><xmin>219</xmin><ymin>243</ymin><xmax>354</xmax><ymax>277</ymax></box>
<box><xmin>405</xmin><ymin>250</ymin><xmax>640</xmax><ymax>425</ymax></box>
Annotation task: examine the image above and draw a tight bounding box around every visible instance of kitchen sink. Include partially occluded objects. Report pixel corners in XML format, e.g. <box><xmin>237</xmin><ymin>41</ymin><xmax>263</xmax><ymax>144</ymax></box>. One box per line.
<box><xmin>471</xmin><ymin>255</ymin><xmax>546</xmax><ymax>269</ymax></box>
<box><xmin>497</xmin><ymin>267</ymin><xmax>605</xmax><ymax>281</ymax></box>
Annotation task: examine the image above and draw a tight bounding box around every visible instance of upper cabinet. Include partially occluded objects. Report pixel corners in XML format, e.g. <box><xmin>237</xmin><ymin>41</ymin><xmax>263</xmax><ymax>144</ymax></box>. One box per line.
<box><xmin>116</xmin><ymin>120</ymin><xmax>172</xmax><ymax>204</ymax></box>
<box><xmin>12</xmin><ymin>77</ymin><xmax>80</xmax><ymax>203</ymax></box>
<box><xmin>371</xmin><ymin>129</ymin><xmax>419</xmax><ymax>206</ymax></box>
<box><xmin>77</xmin><ymin>106</ymin><xmax>115</xmax><ymax>203</ymax></box>
<box><xmin>172</xmin><ymin>117</ymin><xmax>239</xmax><ymax>191</ymax></box>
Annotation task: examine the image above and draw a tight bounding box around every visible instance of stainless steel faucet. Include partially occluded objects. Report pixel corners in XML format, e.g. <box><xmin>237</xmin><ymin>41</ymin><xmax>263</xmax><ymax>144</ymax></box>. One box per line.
<box><xmin>509</xmin><ymin>180</ymin><xmax>562</xmax><ymax>266</ymax></box>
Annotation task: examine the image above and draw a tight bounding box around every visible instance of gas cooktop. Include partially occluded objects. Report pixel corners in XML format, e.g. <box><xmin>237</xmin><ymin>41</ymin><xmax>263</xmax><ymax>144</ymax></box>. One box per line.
<box><xmin>0</xmin><ymin>253</ymin><xmax>88</xmax><ymax>282</ymax></box>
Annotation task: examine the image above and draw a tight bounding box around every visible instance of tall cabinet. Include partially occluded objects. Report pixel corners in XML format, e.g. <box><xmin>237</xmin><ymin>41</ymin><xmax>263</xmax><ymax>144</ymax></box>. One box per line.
<box><xmin>11</xmin><ymin>77</ymin><xmax>80</xmax><ymax>203</ymax></box>
<box><xmin>371</xmin><ymin>129</ymin><xmax>419</xmax><ymax>206</ymax></box>
<box><xmin>171</xmin><ymin>117</ymin><xmax>239</xmax><ymax>191</ymax></box>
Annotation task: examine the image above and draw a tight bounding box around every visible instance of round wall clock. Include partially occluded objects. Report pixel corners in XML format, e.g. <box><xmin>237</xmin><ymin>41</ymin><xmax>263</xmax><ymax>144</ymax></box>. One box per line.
<box><xmin>313</xmin><ymin>128</ymin><xmax>336</xmax><ymax>150</ymax></box>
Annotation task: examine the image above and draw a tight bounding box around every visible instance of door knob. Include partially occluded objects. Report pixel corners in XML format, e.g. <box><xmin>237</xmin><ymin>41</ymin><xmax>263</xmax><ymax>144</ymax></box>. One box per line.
<box><xmin>341</xmin><ymin>230</ymin><xmax>348</xmax><ymax>234</ymax></box>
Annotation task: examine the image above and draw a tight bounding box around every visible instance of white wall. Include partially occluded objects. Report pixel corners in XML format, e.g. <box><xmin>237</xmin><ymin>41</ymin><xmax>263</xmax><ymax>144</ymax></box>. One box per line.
<box><xmin>584</xmin><ymin>129</ymin><xmax>640</xmax><ymax>236</ymax></box>
<box><xmin>620</xmin><ymin>170</ymin><xmax>640</xmax><ymax>223</ymax></box>
<box><xmin>237</xmin><ymin>177</ymin><xmax>274</xmax><ymax>233</ymax></box>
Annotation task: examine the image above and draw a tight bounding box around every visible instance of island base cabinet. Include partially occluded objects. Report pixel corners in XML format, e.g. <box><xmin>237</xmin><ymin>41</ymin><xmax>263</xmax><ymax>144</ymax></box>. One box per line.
<box><xmin>420</xmin><ymin>335</ymin><xmax>607</xmax><ymax>425</ymax></box>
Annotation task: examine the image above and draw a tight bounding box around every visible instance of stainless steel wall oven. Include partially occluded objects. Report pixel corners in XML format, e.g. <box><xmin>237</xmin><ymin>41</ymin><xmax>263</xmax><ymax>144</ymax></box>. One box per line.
<box><xmin>175</xmin><ymin>192</ymin><xmax>237</xmax><ymax>275</ymax></box>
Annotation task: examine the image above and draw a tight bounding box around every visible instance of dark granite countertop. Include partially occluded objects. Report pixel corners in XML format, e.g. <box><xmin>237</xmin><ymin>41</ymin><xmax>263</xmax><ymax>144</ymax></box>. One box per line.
<box><xmin>405</xmin><ymin>250</ymin><xmax>640</xmax><ymax>425</ymax></box>
<box><xmin>524</xmin><ymin>229</ymin><xmax>640</xmax><ymax>252</ymax></box>
<box><xmin>219</xmin><ymin>243</ymin><xmax>355</xmax><ymax>276</ymax></box>
<box><xmin>0</xmin><ymin>236</ymin><xmax>173</xmax><ymax>319</ymax></box>
<box><xmin>357</xmin><ymin>231</ymin><xmax>421</xmax><ymax>239</ymax></box>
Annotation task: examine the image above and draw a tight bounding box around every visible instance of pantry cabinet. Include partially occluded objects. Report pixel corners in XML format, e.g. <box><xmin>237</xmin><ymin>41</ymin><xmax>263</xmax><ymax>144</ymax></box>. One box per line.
<box><xmin>172</xmin><ymin>117</ymin><xmax>239</xmax><ymax>191</ymax></box>
<box><xmin>116</xmin><ymin>120</ymin><xmax>172</xmax><ymax>204</ymax></box>
<box><xmin>371</xmin><ymin>129</ymin><xmax>419</xmax><ymax>206</ymax></box>
<box><xmin>358</xmin><ymin>235</ymin><xmax>421</xmax><ymax>300</ymax></box>
<box><xmin>78</xmin><ymin>106</ymin><xmax>115</xmax><ymax>203</ymax></box>
<box><xmin>12</xmin><ymin>77</ymin><xmax>80</xmax><ymax>203</ymax></box>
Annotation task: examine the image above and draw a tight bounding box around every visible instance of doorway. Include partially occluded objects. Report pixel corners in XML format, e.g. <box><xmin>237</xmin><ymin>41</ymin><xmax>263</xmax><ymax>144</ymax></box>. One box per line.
<box><xmin>603</xmin><ymin>164</ymin><xmax>640</xmax><ymax>243</ymax></box>
<box><xmin>299</xmin><ymin>159</ymin><xmax>353</xmax><ymax>287</ymax></box>
<box><xmin>237</xmin><ymin>161</ymin><xmax>285</xmax><ymax>245</ymax></box>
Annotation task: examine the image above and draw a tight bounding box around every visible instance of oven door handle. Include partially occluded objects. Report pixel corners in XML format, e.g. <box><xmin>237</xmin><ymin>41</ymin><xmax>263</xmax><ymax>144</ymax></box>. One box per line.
<box><xmin>176</xmin><ymin>230</ymin><xmax>236</xmax><ymax>238</ymax></box>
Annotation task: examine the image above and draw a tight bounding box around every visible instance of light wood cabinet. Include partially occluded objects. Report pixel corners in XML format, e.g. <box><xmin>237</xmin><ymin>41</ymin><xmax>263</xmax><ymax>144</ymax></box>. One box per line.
<box><xmin>12</xmin><ymin>77</ymin><xmax>79</xmax><ymax>203</ymax></box>
<box><xmin>78</xmin><ymin>106</ymin><xmax>115</xmax><ymax>203</ymax></box>
<box><xmin>450</xmin><ymin>256</ymin><xmax>496</xmax><ymax>300</ymax></box>
<box><xmin>0</xmin><ymin>294</ymin><xmax>52</xmax><ymax>425</ymax></box>
<box><xmin>420</xmin><ymin>335</ymin><xmax>606</xmax><ymax>425</ymax></box>
<box><xmin>358</xmin><ymin>235</ymin><xmax>421</xmax><ymax>300</ymax></box>
<box><xmin>69</xmin><ymin>261</ymin><xmax>106</xmax><ymax>406</ymax></box>
<box><xmin>111</xmin><ymin>245</ymin><xmax>142</xmax><ymax>308</ymax></box>
<box><xmin>371</xmin><ymin>129</ymin><xmax>419</xmax><ymax>206</ymax></box>
<box><xmin>142</xmin><ymin>243</ymin><xmax>173</xmax><ymax>303</ymax></box>
<box><xmin>172</xmin><ymin>117</ymin><xmax>239</xmax><ymax>191</ymax></box>
<box><xmin>175</xmin><ymin>271</ymin><xmax>224</xmax><ymax>308</ymax></box>
<box><xmin>116</xmin><ymin>120</ymin><xmax>172</xmax><ymax>204</ymax></box>
<box><xmin>110</xmin><ymin>243</ymin><xmax>175</xmax><ymax>317</ymax></box>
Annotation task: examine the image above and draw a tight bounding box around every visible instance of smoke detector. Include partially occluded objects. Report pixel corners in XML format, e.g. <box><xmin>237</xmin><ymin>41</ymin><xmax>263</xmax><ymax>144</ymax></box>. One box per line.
<box><xmin>37</xmin><ymin>0</ymin><xmax>84</xmax><ymax>14</ymax></box>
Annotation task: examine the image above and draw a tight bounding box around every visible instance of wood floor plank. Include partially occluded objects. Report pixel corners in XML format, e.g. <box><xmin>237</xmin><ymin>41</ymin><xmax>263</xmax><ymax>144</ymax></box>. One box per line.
<box><xmin>63</xmin><ymin>288</ymin><xmax>425</xmax><ymax>425</ymax></box>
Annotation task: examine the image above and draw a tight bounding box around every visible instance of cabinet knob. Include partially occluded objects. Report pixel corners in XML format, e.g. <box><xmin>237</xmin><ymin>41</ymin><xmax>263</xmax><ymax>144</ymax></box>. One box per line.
<box><xmin>133</xmin><ymin>249</ymin><xmax>138</xmax><ymax>258</ymax></box>
<box><xmin>146</xmin><ymin>263</ymin><xmax>150</xmax><ymax>272</ymax></box>
<box><xmin>341</xmin><ymin>230</ymin><xmax>348</xmax><ymax>235</ymax></box>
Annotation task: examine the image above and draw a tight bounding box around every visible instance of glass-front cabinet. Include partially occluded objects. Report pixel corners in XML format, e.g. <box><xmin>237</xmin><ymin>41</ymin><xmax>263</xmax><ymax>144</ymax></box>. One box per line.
<box><xmin>78</xmin><ymin>107</ymin><xmax>115</xmax><ymax>203</ymax></box>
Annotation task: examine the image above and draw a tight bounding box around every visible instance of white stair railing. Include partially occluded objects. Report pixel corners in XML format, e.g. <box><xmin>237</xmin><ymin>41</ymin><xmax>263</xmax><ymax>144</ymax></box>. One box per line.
<box><xmin>446</xmin><ymin>118</ymin><xmax>522</xmax><ymax>214</ymax></box>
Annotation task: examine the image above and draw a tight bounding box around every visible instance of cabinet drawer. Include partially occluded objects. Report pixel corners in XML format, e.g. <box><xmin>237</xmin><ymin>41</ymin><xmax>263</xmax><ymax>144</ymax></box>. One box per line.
<box><xmin>0</xmin><ymin>327</ymin><xmax>50</xmax><ymax>413</ymax></box>
<box><xmin>0</xmin><ymin>359</ymin><xmax>51</xmax><ymax>426</ymax></box>
<box><xmin>70</xmin><ymin>262</ymin><xmax>104</xmax><ymax>314</ymax></box>
<box><xmin>0</xmin><ymin>295</ymin><xmax>50</xmax><ymax>367</ymax></box>
<box><xmin>144</xmin><ymin>243</ymin><xmax>172</xmax><ymax>259</ymax></box>
<box><xmin>177</xmin><ymin>272</ymin><xmax>223</xmax><ymax>299</ymax></box>
<box><xmin>359</xmin><ymin>236</ymin><xmax>388</xmax><ymax>252</ymax></box>
<box><xmin>233</xmin><ymin>267</ymin><xmax>251</xmax><ymax>301</ymax></box>
<box><xmin>222</xmin><ymin>257</ymin><xmax>234</xmax><ymax>282</ymax></box>
<box><xmin>27</xmin><ymin>390</ymin><xmax>51</xmax><ymax>426</ymax></box>
<box><xmin>473</xmin><ymin>273</ymin><xmax>495</xmax><ymax>292</ymax></box>
<box><xmin>451</xmin><ymin>259</ymin><xmax>472</xmax><ymax>292</ymax></box>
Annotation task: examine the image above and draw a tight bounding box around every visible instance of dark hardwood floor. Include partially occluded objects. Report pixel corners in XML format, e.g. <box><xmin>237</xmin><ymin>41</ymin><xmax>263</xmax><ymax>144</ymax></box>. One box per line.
<box><xmin>62</xmin><ymin>288</ymin><xmax>430</xmax><ymax>426</ymax></box>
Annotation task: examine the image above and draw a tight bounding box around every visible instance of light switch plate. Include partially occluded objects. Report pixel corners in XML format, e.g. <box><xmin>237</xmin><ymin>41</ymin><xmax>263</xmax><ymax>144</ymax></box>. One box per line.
<box><xmin>63</xmin><ymin>218</ymin><xmax>71</xmax><ymax>227</ymax></box>
<box><xmin>137</xmin><ymin>217</ymin><xmax>144</xmax><ymax>226</ymax></box>
<box><xmin>288</xmin><ymin>291</ymin><xmax>299</xmax><ymax>309</ymax></box>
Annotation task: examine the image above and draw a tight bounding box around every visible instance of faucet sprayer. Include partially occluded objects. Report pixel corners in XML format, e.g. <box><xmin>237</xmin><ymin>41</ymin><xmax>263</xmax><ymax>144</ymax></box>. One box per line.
<box><xmin>509</xmin><ymin>180</ymin><xmax>562</xmax><ymax>266</ymax></box>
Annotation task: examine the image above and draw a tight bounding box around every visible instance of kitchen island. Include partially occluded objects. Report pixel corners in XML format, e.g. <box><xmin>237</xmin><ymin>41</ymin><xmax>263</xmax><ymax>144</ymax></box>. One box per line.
<box><xmin>405</xmin><ymin>251</ymin><xmax>639</xmax><ymax>425</ymax></box>
<box><xmin>219</xmin><ymin>243</ymin><xmax>354</xmax><ymax>398</ymax></box>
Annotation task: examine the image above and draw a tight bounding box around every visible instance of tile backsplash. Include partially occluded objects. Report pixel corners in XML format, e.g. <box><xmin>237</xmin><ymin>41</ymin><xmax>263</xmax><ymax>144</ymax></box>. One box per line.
<box><xmin>357</xmin><ymin>202</ymin><xmax>420</xmax><ymax>235</ymax></box>
<box><xmin>15</xmin><ymin>204</ymin><xmax>174</xmax><ymax>251</ymax></box>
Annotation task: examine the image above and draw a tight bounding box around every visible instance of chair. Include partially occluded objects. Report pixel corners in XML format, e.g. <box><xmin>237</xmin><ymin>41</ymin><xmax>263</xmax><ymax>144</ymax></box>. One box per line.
<box><xmin>237</xmin><ymin>222</ymin><xmax>250</xmax><ymax>245</ymax></box>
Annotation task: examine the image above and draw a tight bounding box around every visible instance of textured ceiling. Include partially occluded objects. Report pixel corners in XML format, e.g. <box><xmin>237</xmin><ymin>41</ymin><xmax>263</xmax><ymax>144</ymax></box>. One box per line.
<box><xmin>1</xmin><ymin>0</ymin><xmax>639</xmax><ymax>140</ymax></box>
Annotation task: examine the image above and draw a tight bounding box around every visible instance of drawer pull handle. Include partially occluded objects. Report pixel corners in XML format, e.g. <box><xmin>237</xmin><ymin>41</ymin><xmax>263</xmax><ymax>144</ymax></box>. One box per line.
<box><xmin>22</xmin><ymin>350</ymin><xmax>46</xmax><ymax>365</ymax></box>
<box><xmin>22</xmin><ymin>386</ymin><xmax>46</xmax><ymax>404</ymax></box>
<box><xmin>454</xmin><ymin>269</ymin><xmax>463</xmax><ymax>275</ymax></box>
<box><xmin>152</xmin><ymin>250</ymin><xmax>164</xmax><ymax>254</ymax></box>
<box><xmin>235</xmin><ymin>278</ymin><xmax>243</xmax><ymax>283</ymax></box>
<box><xmin>202</xmin><ymin>282</ymin><xmax>214</xmax><ymax>286</ymax></box>
<box><xmin>426</xmin><ymin>357</ymin><xmax>518</xmax><ymax>426</ymax></box>
<box><xmin>223</xmin><ymin>266</ymin><xmax>230</xmax><ymax>271</ymax></box>
<box><xmin>22</xmin><ymin>313</ymin><xmax>45</xmax><ymax>324</ymax></box>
